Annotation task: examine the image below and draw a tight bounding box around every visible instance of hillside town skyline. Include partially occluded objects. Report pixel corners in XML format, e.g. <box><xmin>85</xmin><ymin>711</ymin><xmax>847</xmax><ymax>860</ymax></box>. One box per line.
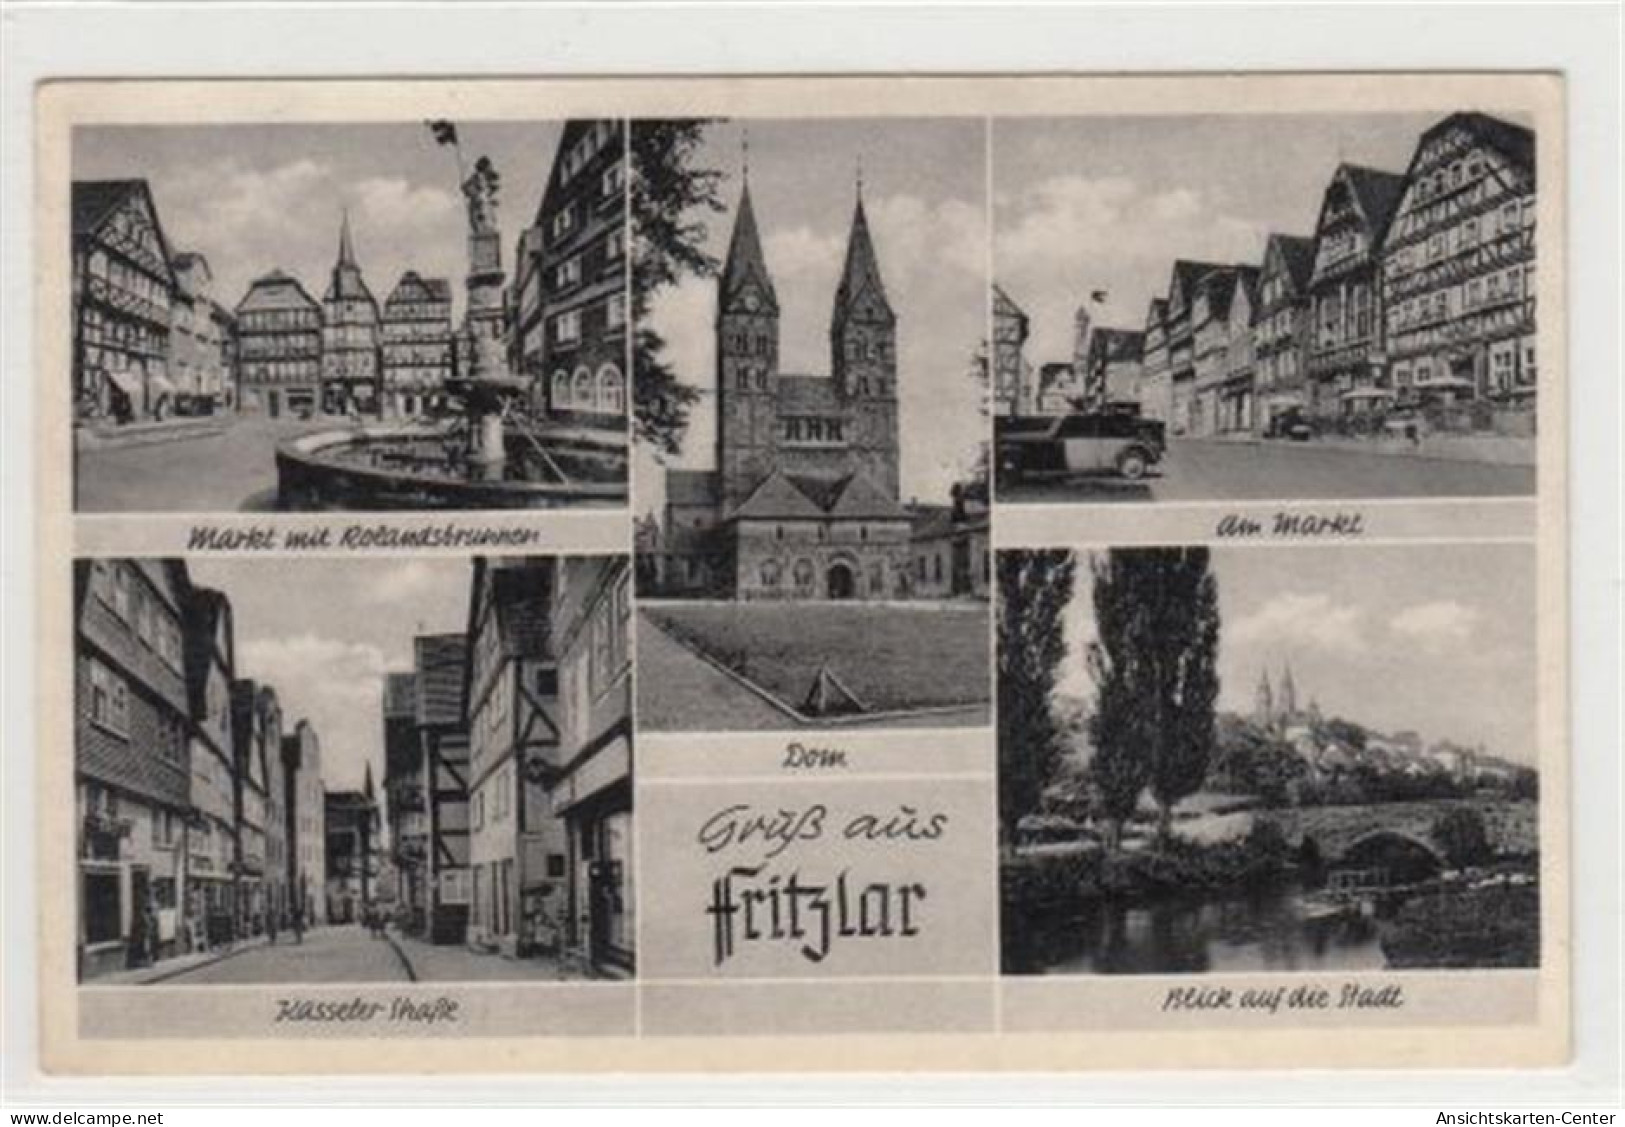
<box><xmin>1058</xmin><ymin>543</ymin><xmax>1536</xmax><ymax>764</ymax></box>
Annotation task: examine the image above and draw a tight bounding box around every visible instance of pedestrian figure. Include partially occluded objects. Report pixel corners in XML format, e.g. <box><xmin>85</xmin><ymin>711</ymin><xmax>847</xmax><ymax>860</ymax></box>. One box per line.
<box><xmin>292</xmin><ymin>908</ymin><xmax>304</xmax><ymax>945</ymax></box>
<box><xmin>142</xmin><ymin>895</ymin><xmax>160</xmax><ymax>967</ymax></box>
<box><xmin>267</xmin><ymin>908</ymin><xmax>279</xmax><ymax>946</ymax></box>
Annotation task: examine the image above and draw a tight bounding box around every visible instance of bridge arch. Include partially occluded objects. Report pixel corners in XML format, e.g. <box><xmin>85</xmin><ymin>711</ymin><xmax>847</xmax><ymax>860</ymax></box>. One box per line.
<box><xmin>1331</xmin><ymin>830</ymin><xmax>1446</xmax><ymax>885</ymax></box>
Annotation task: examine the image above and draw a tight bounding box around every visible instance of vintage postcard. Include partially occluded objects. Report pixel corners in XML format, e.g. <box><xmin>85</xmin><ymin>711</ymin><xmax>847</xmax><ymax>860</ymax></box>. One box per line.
<box><xmin>34</xmin><ymin>73</ymin><xmax>1567</xmax><ymax>1074</ymax></box>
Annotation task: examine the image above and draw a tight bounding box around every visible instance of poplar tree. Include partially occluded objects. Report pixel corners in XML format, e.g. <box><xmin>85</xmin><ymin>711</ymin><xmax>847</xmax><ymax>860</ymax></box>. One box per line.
<box><xmin>1087</xmin><ymin>547</ymin><xmax>1221</xmax><ymax>847</ymax></box>
<box><xmin>996</xmin><ymin>549</ymin><xmax>1077</xmax><ymax>850</ymax></box>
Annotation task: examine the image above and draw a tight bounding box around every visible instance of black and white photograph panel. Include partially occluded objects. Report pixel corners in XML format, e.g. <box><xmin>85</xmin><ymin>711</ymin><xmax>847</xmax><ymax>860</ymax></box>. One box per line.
<box><xmin>71</xmin><ymin>119</ymin><xmax>629</xmax><ymax>512</ymax></box>
<box><xmin>73</xmin><ymin>554</ymin><xmax>634</xmax><ymax>984</ymax></box>
<box><xmin>631</xmin><ymin>118</ymin><xmax>991</xmax><ymax>732</ymax></box>
<box><xmin>992</xmin><ymin>111</ymin><xmax>1537</xmax><ymax>503</ymax></box>
<box><xmin>997</xmin><ymin>542</ymin><xmax>1539</xmax><ymax>975</ymax></box>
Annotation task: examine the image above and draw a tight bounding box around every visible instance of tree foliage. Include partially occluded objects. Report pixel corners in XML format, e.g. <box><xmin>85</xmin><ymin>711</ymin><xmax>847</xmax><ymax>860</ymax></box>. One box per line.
<box><xmin>1433</xmin><ymin>806</ymin><xmax>1493</xmax><ymax>869</ymax></box>
<box><xmin>1087</xmin><ymin>547</ymin><xmax>1221</xmax><ymax>844</ymax></box>
<box><xmin>997</xmin><ymin>550</ymin><xmax>1077</xmax><ymax>846</ymax></box>
<box><xmin>630</xmin><ymin>119</ymin><xmax>726</xmax><ymax>457</ymax></box>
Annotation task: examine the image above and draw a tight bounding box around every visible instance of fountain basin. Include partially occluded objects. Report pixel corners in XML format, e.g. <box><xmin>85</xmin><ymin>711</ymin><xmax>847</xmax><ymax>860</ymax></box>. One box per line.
<box><xmin>276</xmin><ymin>423</ymin><xmax>628</xmax><ymax>511</ymax></box>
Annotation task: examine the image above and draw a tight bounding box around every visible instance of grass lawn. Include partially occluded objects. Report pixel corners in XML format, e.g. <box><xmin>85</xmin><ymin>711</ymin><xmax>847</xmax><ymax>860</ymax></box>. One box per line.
<box><xmin>643</xmin><ymin>601</ymin><xmax>991</xmax><ymax>715</ymax></box>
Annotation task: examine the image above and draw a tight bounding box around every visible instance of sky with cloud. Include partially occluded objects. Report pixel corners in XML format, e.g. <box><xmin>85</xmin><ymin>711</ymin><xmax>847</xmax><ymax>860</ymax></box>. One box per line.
<box><xmin>993</xmin><ymin>112</ymin><xmax>1458</xmax><ymax>367</ymax></box>
<box><xmin>75</xmin><ymin>120</ymin><xmax>565</xmax><ymax>324</ymax></box>
<box><xmin>1058</xmin><ymin>543</ymin><xmax>1537</xmax><ymax>763</ymax></box>
<box><xmin>634</xmin><ymin>118</ymin><xmax>989</xmax><ymax>519</ymax></box>
<box><xmin>185</xmin><ymin>557</ymin><xmax>472</xmax><ymax>799</ymax></box>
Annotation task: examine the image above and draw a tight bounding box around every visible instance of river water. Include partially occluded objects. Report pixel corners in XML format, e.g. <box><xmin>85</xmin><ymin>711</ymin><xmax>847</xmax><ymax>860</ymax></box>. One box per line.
<box><xmin>1007</xmin><ymin>882</ymin><xmax>1391</xmax><ymax>975</ymax></box>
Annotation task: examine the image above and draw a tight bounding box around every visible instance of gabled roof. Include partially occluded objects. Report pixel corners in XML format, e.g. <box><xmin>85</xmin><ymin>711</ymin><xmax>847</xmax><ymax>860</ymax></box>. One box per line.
<box><xmin>1323</xmin><ymin>163</ymin><xmax>1407</xmax><ymax>241</ymax></box>
<box><xmin>824</xmin><ymin>470</ymin><xmax>905</xmax><ymax>520</ymax></box>
<box><xmin>382</xmin><ymin>672</ymin><xmax>418</xmax><ymax>721</ymax></box>
<box><xmin>728</xmin><ymin>468</ymin><xmax>906</xmax><ymax>522</ymax></box>
<box><xmin>1423</xmin><ymin>111</ymin><xmax>1535</xmax><ymax>175</ymax></box>
<box><xmin>1168</xmin><ymin>260</ymin><xmax>1229</xmax><ymax>305</ymax></box>
<box><xmin>1233</xmin><ymin>266</ymin><xmax>1261</xmax><ymax>312</ymax></box>
<box><xmin>909</xmin><ymin>503</ymin><xmax>955</xmax><ymax>541</ymax></box>
<box><xmin>831</xmin><ymin>195</ymin><xmax>894</xmax><ymax>325</ymax></box>
<box><xmin>71</xmin><ymin>180</ymin><xmax>144</xmax><ymax>238</ymax></box>
<box><xmin>1344</xmin><ymin>165</ymin><xmax>1407</xmax><ymax>235</ymax></box>
<box><xmin>237</xmin><ymin>269</ymin><xmax>321</xmax><ymax>315</ymax></box>
<box><xmin>71</xmin><ymin>179</ymin><xmax>178</xmax><ymax>286</ymax></box>
<box><xmin>730</xmin><ymin>470</ymin><xmax>825</xmax><ymax>520</ymax></box>
<box><xmin>1265</xmin><ymin>233</ymin><xmax>1317</xmax><ymax>293</ymax></box>
<box><xmin>414</xmin><ymin>633</ymin><xmax>467</xmax><ymax>728</ymax></box>
<box><xmin>181</xmin><ymin>586</ymin><xmax>232</xmax><ymax>722</ymax></box>
<box><xmin>1194</xmin><ymin>268</ymin><xmax>1240</xmax><ymax>321</ymax></box>
<box><xmin>720</xmin><ymin>182</ymin><xmax>778</xmax><ymax>313</ymax></box>
<box><xmin>1144</xmin><ymin>297</ymin><xmax>1168</xmax><ymax>329</ymax></box>
<box><xmin>386</xmin><ymin>270</ymin><xmax>451</xmax><ymax>305</ymax></box>
<box><xmin>1038</xmin><ymin>361</ymin><xmax>1077</xmax><ymax>394</ymax></box>
<box><xmin>282</xmin><ymin>722</ymin><xmax>319</xmax><ymax>771</ymax></box>
<box><xmin>490</xmin><ymin>564</ymin><xmax>553</xmax><ymax>659</ymax></box>
<box><xmin>992</xmin><ymin>283</ymin><xmax>1027</xmax><ymax>320</ymax></box>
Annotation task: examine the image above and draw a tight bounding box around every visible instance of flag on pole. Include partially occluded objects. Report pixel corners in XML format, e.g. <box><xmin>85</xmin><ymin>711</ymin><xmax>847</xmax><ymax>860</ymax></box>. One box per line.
<box><xmin>427</xmin><ymin>119</ymin><xmax>459</xmax><ymax>147</ymax></box>
<box><xmin>1090</xmin><ymin>289</ymin><xmax>1109</xmax><ymax>303</ymax></box>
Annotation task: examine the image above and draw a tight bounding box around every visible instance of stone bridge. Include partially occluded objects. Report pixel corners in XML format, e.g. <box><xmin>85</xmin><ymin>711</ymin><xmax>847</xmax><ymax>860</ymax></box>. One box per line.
<box><xmin>1258</xmin><ymin>799</ymin><xmax>1538</xmax><ymax>866</ymax></box>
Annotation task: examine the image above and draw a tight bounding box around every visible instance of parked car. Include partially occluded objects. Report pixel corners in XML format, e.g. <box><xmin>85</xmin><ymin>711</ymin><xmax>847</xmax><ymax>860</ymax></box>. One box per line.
<box><xmin>1381</xmin><ymin>409</ymin><xmax>1428</xmax><ymax>443</ymax></box>
<box><xmin>1263</xmin><ymin>409</ymin><xmax>1316</xmax><ymax>441</ymax></box>
<box><xmin>996</xmin><ymin>411</ymin><xmax>1166</xmax><ymax>486</ymax></box>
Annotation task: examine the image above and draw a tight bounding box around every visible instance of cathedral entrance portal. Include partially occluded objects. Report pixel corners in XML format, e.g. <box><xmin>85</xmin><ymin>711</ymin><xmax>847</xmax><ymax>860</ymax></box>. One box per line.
<box><xmin>827</xmin><ymin>562</ymin><xmax>856</xmax><ymax>600</ymax></box>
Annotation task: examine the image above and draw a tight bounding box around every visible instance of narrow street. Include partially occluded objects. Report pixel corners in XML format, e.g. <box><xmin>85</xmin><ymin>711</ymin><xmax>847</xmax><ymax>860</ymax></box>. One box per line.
<box><xmin>163</xmin><ymin>924</ymin><xmax>408</xmax><ymax>984</ymax></box>
<box><xmin>157</xmin><ymin>922</ymin><xmax>581</xmax><ymax>984</ymax></box>
<box><xmin>998</xmin><ymin>436</ymin><xmax>1536</xmax><ymax>504</ymax></box>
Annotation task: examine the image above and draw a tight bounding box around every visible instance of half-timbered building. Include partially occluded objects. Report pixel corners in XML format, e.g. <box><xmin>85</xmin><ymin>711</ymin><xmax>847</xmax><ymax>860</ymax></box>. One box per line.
<box><xmin>71</xmin><ymin>180</ymin><xmax>177</xmax><ymax>424</ymax></box>
<box><xmin>323</xmin><ymin>772</ymin><xmax>378</xmax><ymax>923</ymax></box>
<box><xmin>1139</xmin><ymin>297</ymin><xmax>1172</xmax><ymax>424</ymax></box>
<box><xmin>380</xmin><ymin>271</ymin><xmax>454</xmax><ymax>418</ymax></box>
<box><xmin>282</xmin><ymin>719</ymin><xmax>327</xmax><ymax>926</ymax></box>
<box><xmin>1304</xmin><ymin>164</ymin><xmax>1407</xmax><ymax>421</ymax></box>
<box><xmin>414</xmin><ymin>633</ymin><xmax>472</xmax><ymax>944</ymax></box>
<box><xmin>382</xmin><ymin>672</ymin><xmax>427</xmax><ymax>931</ymax></box>
<box><xmin>549</xmin><ymin>555</ymin><xmax>634</xmax><ymax>975</ymax></box>
<box><xmin>1251</xmin><ymin>233</ymin><xmax>1317</xmax><ymax>433</ymax></box>
<box><xmin>227</xmin><ymin>680</ymin><xmax>271</xmax><ymax>935</ymax></box>
<box><xmin>320</xmin><ymin>213</ymin><xmax>382</xmax><ymax>416</ymax></box>
<box><xmin>463</xmin><ymin>558</ymin><xmax>565</xmax><ymax>958</ymax></box>
<box><xmin>235</xmin><ymin>270</ymin><xmax>322</xmax><ymax>418</ymax></box>
<box><xmin>992</xmin><ymin>284</ymin><xmax>1033</xmax><ymax>417</ymax></box>
<box><xmin>180</xmin><ymin>585</ymin><xmax>239</xmax><ymax>948</ymax></box>
<box><xmin>514</xmin><ymin>120</ymin><xmax>629</xmax><ymax>430</ymax></box>
<box><xmin>74</xmin><ymin>559</ymin><xmax>193</xmax><ymax>978</ymax></box>
<box><xmin>1381</xmin><ymin>112</ymin><xmax>1537</xmax><ymax>414</ymax></box>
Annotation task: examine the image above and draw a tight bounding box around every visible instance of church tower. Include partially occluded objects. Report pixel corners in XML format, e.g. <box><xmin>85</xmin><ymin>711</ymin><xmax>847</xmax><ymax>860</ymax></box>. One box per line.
<box><xmin>321</xmin><ymin>211</ymin><xmax>380</xmax><ymax>415</ymax></box>
<box><xmin>829</xmin><ymin>181</ymin><xmax>900</xmax><ymax>500</ymax></box>
<box><xmin>716</xmin><ymin>176</ymin><xmax>781</xmax><ymax>510</ymax></box>
<box><xmin>1279</xmin><ymin>663</ymin><xmax>1298</xmax><ymax>720</ymax></box>
<box><xmin>1254</xmin><ymin>668</ymin><xmax>1275</xmax><ymax>729</ymax></box>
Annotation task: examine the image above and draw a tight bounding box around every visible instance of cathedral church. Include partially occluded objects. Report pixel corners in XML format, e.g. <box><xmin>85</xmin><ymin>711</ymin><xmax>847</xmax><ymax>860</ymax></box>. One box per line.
<box><xmin>656</xmin><ymin>176</ymin><xmax>937</xmax><ymax>601</ymax></box>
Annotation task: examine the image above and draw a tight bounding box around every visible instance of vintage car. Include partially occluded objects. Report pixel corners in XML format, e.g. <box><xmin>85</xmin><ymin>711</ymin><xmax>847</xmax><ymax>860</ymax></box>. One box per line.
<box><xmin>1263</xmin><ymin>408</ymin><xmax>1316</xmax><ymax>441</ymax></box>
<box><xmin>995</xmin><ymin>411</ymin><xmax>1166</xmax><ymax>485</ymax></box>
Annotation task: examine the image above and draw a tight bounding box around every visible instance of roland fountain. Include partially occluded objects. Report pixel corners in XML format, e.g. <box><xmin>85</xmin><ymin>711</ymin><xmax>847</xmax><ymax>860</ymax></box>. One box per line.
<box><xmin>275</xmin><ymin>141</ymin><xmax>628</xmax><ymax>510</ymax></box>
